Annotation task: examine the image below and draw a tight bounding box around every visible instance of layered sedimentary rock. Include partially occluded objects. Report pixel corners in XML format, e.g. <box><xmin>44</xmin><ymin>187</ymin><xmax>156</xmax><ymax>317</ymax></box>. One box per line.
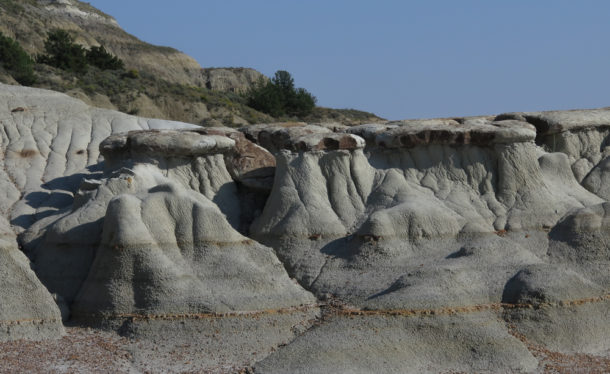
<box><xmin>201</xmin><ymin>67</ymin><xmax>267</xmax><ymax>93</ymax></box>
<box><xmin>27</xmin><ymin>128</ymin><xmax>315</xmax><ymax>328</ymax></box>
<box><xmin>0</xmin><ymin>84</ymin><xmax>313</xmax><ymax>345</ymax></box>
<box><xmin>1</xmin><ymin>83</ymin><xmax>610</xmax><ymax>372</ymax></box>
<box><xmin>0</xmin><ymin>84</ymin><xmax>201</xmax><ymax>340</ymax></box>
<box><xmin>245</xmin><ymin>117</ymin><xmax>610</xmax><ymax>373</ymax></box>
<box><xmin>250</xmin><ymin>119</ymin><xmax>601</xmax><ymax>291</ymax></box>
<box><xmin>70</xmin><ymin>130</ymin><xmax>314</xmax><ymax>320</ymax></box>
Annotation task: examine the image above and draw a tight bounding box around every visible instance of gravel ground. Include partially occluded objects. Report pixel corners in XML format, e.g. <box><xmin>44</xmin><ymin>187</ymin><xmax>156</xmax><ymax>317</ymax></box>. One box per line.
<box><xmin>0</xmin><ymin>327</ymin><xmax>255</xmax><ymax>374</ymax></box>
<box><xmin>0</xmin><ymin>321</ymin><xmax>608</xmax><ymax>373</ymax></box>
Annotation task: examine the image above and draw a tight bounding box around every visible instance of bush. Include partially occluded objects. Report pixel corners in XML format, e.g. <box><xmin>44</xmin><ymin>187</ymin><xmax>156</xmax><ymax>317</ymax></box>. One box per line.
<box><xmin>247</xmin><ymin>70</ymin><xmax>316</xmax><ymax>117</ymax></box>
<box><xmin>122</xmin><ymin>69</ymin><xmax>139</xmax><ymax>79</ymax></box>
<box><xmin>38</xmin><ymin>29</ymin><xmax>124</xmax><ymax>73</ymax></box>
<box><xmin>86</xmin><ymin>45</ymin><xmax>124</xmax><ymax>70</ymax></box>
<box><xmin>247</xmin><ymin>78</ymin><xmax>282</xmax><ymax>116</ymax></box>
<box><xmin>288</xmin><ymin>87</ymin><xmax>317</xmax><ymax>116</ymax></box>
<box><xmin>38</xmin><ymin>29</ymin><xmax>88</xmax><ymax>73</ymax></box>
<box><xmin>0</xmin><ymin>32</ymin><xmax>36</xmax><ymax>85</ymax></box>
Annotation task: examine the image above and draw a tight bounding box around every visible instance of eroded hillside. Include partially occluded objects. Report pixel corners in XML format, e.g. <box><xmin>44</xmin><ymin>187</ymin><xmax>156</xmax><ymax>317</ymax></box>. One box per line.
<box><xmin>0</xmin><ymin>0</ymin><xmax>383</xmax><ymax>127</ymax></box>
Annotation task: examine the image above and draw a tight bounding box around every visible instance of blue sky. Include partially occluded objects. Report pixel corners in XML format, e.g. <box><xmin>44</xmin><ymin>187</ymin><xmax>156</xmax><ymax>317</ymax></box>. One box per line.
<box><xmin>87</xmin><ymin>1</ymin><xmax>610</xmax><ymax>120</ymax></box>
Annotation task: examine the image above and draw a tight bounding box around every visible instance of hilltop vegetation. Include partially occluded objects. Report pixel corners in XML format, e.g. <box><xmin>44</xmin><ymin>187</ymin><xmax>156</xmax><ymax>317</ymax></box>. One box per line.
<box><xmin>0</xmin><ymin>0</ymin><xmax>383</xmax><ymax>126</ymax></box>
<box><xmin>0</xmin><ymin>31</ymin><xmax>36</xmax><ymax>85</ymax></box>
<box><xmin>37</xmin><ymin>29</ymin><xmax>124</xmax><ymax>72</ymax></box>
<box><xmin>247</xmin><ymin>71</ymin><xmax>316</xmax><ymax>117</ymax></box>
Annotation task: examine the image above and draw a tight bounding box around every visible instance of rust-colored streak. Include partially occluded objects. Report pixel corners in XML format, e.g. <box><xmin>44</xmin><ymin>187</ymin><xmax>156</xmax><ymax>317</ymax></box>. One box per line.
<box><xmin>75</xmin><ymin>293</ymin><xmax>610</xmax><ymax>322</ymax></box>
<box><xmin>19</xmin><ymin>149</ymin><xmax>38</xmax><ymax>158</ymax></box>
<box><xmin>78</xmin><ymin>304</ymin><xmax>320</xmax><ymax>322</ymax></box>
<box><xmin>0</xmin><ymin>318</ymin><xmax>62</xmax><ymax>327</ymax></box>
<box><xmin>507</xmin><ymin>323</ymin><xmax>610</xmax><ymax>373</ymax></box>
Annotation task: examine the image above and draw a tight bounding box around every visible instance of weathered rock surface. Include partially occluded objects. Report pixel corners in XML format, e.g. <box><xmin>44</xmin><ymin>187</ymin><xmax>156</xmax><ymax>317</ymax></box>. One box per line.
<box><xmin>256</xmin><ymin>312</ymin><xmax>539</xmax><ymax>374</ymax></box>
<box><xmin>193</xmin><ymin>127</ymin><xmax>276</xmax><ymax>191</ymax></box>
<box><xmin>201</xmin><ymin>67</ymin><xmax>267</xmax><ymax>93</ymax></box>
<box><xmin>1</xmin><ymin>84</ymin><xmax>610</xmax><ymax>372</ymax></box>
<box><xmin>245</xmin><ymin>118</ymin><xmax>610</xmax><ymax>372</ymax></box>
<box><xmin>71</xmin><ymin>165</ymin><xmax>315</xmax><ymax>319</ymax></box>
<box><xmin>0</xmin><ymin>215</ymin><xmax>64</xmax><ymax>340</ymax></box>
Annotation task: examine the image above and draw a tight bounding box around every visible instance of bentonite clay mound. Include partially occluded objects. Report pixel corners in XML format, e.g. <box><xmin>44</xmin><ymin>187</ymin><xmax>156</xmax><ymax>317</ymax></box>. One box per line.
<box><xmin>0</xmin><ymin>84</ymin><xmax>609</xmax><ymax>373</ymax></box>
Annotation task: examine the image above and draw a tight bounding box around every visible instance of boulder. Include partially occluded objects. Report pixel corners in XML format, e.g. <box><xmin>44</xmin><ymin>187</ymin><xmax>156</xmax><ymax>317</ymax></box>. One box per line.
<box><xmin>193</xmin><ymin>127</ymin><xmax>276</xmax><ymax>191</ymax></box>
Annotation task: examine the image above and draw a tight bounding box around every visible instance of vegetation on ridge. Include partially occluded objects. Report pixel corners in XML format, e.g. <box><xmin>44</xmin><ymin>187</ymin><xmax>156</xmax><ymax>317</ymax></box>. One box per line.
<box><xmin>0</xmin><ymin>6</ymin><xmax>383</xmax><ymax>127</ymax></box>
<box><xmin>0</xmin><ymin>31</ymin><xmax>36</xmax><ymax>85</ymax></box>
<box><xmin>247</xmin><ymin>70</ymin><xmax>316</xmax><ymax>117</ymax></box>
<box><xmin>37</xmin><ymin>29</ymin><xmax>124</xmax><ymax>73</ymax></box>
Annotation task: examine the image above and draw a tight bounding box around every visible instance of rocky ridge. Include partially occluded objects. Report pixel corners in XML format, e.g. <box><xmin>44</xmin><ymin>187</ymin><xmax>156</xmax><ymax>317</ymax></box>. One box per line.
<box><xmin>0</xmin><ymin>84</ymin><xmax>609</xmax><ymax>372</ymax></box>
<box><xmin>0</xmin><ymin>0</ymin><xmax>203</xmax><ymax>85</ymax></box>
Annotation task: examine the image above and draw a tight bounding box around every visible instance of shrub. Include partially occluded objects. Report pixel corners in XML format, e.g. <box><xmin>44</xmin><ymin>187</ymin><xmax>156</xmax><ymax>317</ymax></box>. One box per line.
<box><xmin>247</xmin><ymin>77</ymin><xmax>283</xmax><ymax>116</ymax></box>
<box><xmin>86</xmin><ymin>45</ymin><xmax>124</xmax><ymax>70</ymax></box>
<box><xmin>0</xmin><ymin>0</ymin><xmax>25</xmax><ymax>13</ymax></box>
<box><xmin>38</xmin><ymin>30</ymin><xmax>124</xmax><ymax>74</ymax></box>
<box><xmin>0</xmin><ymin>32</ymin><xmax>36</xmax><ymax>85</ymax></box>
<box><xmin>122</xmin><ymin>69</ymin><xmax>139</xmax><ymax>79</ymax></box>
<box><xmin>38</xmin><ymin>29</ymin><xmax>88</xmax><ymax>73</ymax></box>
<box><xmin>247</xmin><ymin>70</ymin><xmax>316</xmax><ymax>117</ymax></box>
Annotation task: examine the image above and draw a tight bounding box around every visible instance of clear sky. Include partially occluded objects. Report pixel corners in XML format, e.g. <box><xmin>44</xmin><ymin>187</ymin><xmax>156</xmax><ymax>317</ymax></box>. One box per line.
<box><xmin>86</xmin><ymin>0</ymin><xmax>610</xmax><ymax>120</ymax></box>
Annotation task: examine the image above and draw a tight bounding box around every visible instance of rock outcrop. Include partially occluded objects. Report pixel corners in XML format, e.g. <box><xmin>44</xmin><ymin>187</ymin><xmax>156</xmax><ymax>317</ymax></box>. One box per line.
<box><xmin>201</xmin><ymin>68</ymin><xmax>267</xmax><ymax>93</ymax></box>
<box><xmin>244</xmin><ymin>117</ymin><xmax>610</xmax><ymax>373</ymax></box>
<box><xmin>1</xmin><ymin>83</ymin><xmax>610</xmax><ymax>372</ymax></box>
<box><xmin>39</xmin><ymin>129</ymin><xmax>315</xmax><ymax>320</ymax></box>
<box><xmin>71</xmin><ymin>163</ymin><xmax>314</xmax><ymax>320</ymax></box>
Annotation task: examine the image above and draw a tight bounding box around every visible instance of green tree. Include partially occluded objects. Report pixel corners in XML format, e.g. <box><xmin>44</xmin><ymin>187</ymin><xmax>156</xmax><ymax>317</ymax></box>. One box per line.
<box><xmin>86</xmin><ymin>45</ymin><xmax>124</xmax><ymax>70</ymax></box>
<box><xmin>288</xmin><ymin>87</ymin><xmax>317</xmax><ymax>116</ymax></box>
<box><xmin>247</xmin><ymin>70</ymin><xmax>316</xmax><ymax>117</ymax></box>
<box><xmin>272</xmin><ymin>70</ymin><xmax>295</xmax><ymax>96</ymax></box>
<box><xmin>247</xmin><ymin>77</ymin><xmax>283</xmax><ymax>116</ymax></box>
<box><xmin>38</xmin><ymin>29</ymin><xmax>88</xmax><ymax>73</ymax></box>
<box><xmin>0</xmin><ymin>32</ymin><xmax>36</xmax><ymax>85</ymax></box>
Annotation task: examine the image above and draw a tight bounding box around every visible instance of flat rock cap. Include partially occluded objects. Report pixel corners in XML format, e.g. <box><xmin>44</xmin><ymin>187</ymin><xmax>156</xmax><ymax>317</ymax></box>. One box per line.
<box><xmin>348</xmin><ymin>118</ymin><xmax>535</xmax><ymax>148</ymax></box>
<box><xmin>496</xmin><ymin>108</ymin><xmax>610</xmax><ymax>135</ymax></box>
<box><xmin>100</xmin><ymin>129</ymin><xmax>235</xmax><ymax>158</ymax></box>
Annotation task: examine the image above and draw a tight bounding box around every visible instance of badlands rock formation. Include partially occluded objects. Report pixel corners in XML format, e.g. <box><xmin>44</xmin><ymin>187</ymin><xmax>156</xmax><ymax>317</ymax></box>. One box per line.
<box><xmin>1</xmin><ymin>84</ymin><xmax>315</xmax><ymax>337</ymax></box>
<box><xmin>0</xmin><ymin>83</ymin><xmax>609</xmax><ymax>372</ymax></box>
<box><xmin>248</xmin><ymin>119</ymin><xmax>610</xmax><ymax>373</ymax></box>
